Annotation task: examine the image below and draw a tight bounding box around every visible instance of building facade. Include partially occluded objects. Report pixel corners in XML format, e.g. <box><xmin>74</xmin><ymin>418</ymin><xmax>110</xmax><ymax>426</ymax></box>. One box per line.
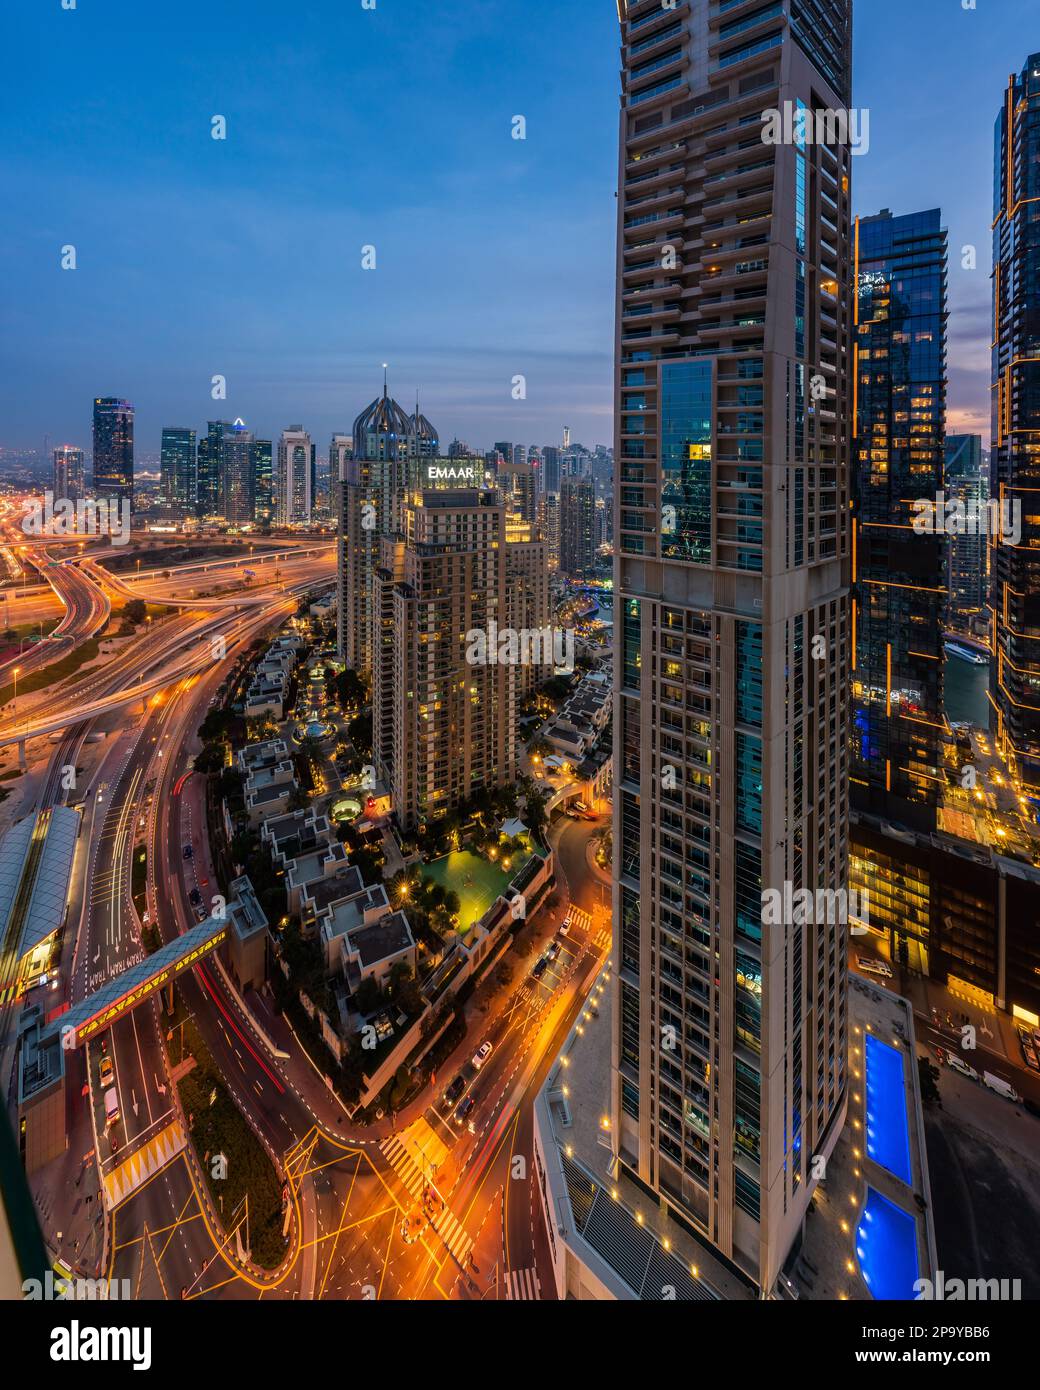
<box><xmin>853</xmin><ymin>209</ymin><xmax>948</xmax><ymax>832</ymax></box>
<box><xmin>276</xmin><ymin>427</ymin><xmax>314</xmax><ymax>525</ymax></box>
<box><xmin>945</xmin><ymin>434</ymin><xmax>988</xmax><ymax>638</ymax></box>
<box><xmin>159</xmin><ymin>428</ymin><xmax>196</xmax><ymax>516</ymax></box>
<box><xmin>374</xmin><ymin>490</ymin><xmax>515</xmax><ymax>830</ymax></box>
<box><xmin>92</xmin><ymin>397</ymin><xmax>134</xmax><ymax>507</ymax></box>
<box><xmin>991</xmin><ymin>53</ymin><xmax>1040</xmax><ymax>789</ymax></box>
<box><xmin>560</xmin><ymin>476</ymin><xmax>596</xmax><ymax>576</ymax></box>
<box><xmin>611</xmin><ymin>0</ymin><xmax>853</xmax><ymax>1293</ymax></box>
<box><xmin>52</xmin><ymin>446</ymin><xmax>85</xmax><ymax>504</ymax></box>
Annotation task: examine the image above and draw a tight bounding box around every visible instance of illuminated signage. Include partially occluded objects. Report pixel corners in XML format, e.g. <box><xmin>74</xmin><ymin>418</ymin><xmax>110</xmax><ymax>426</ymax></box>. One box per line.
<box><xmin>71</xmin><ymin>928</ymin><xmax>227</xmax><ymax>1047</ymax></box>
<box><xmin>425</xmin><ymin>463</ymin><xmax>479</xmax><ymax>484</ymax></box>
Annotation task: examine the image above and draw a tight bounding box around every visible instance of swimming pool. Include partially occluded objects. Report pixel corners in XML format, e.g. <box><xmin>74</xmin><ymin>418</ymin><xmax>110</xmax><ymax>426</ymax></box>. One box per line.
<box><xmin>864</xmin><ymin>1033</ymin><xmax>912</xmax><ymax>1186</ymax></box>
<box><xmin>856</xmin><ymin>1187</ymin><xmax>920</xmax><ymax>1300</ymax></box>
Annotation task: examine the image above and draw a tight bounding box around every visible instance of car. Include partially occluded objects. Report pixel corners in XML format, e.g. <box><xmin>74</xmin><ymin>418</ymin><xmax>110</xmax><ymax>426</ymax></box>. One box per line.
<box><xmin>99</xmin><ymin>1056</ymin><xmax>114</xmax><ymax>1088</ymax></box>
<box><xmin>182</xmin><ymin>845</ymin><xmax>193</xmax><ymax>859</ymax></box>
<box><xmin>1018</xmin><ymin>1028</ymin><xmax>1040</xmax><ymax>1072</ymax></box>
<box><xmin>103</xmin><ymin>1088</ymin><xmax>120</xmax><ymax>1130</ymax></box>
<box><xmin>855</xmin><ymin>955</ymin><xmax>893</xmax><ymax>979</ymax></box>
<box><xmin>444</xmin><ymin>1075</ymin><xmax>466</xmax><ymax>1106</ymax></box>
<box><xmin>546</xmin><ymin>942</ymin><xmax>559</xmax><ymax>961</ymax></box>
<box><xmin>559</xmin><ymin>917</ymin><xmax>572</xmax><ymax>936</ymax></box>
<box><xmin>189</xmin><ymin>887</ymin><xmax>202</xmax><ymax>906</ymax></box>
<box><xmin>946</xmin><ymin>1054</ymin><xmax>979</xmax><ymax>1081</ymax></box>
<box><xmin>531</xmin><ymin>957</ymin><xmax>548</xmax><ymax>979</ymax></box>
<box><xmin>455</xmin><ymin>1096</ymin><xmax>476</xmax><ymax>1130</ymax></box>
<box><xmin>194</xmin><ymin>905</ymin><xmax>208</xmax><ymax>922</ymax></box>
<box><xmin>471</xmin><ymin>1041</ymin><xmax>493</xmax><ymax>1071</ymax></box>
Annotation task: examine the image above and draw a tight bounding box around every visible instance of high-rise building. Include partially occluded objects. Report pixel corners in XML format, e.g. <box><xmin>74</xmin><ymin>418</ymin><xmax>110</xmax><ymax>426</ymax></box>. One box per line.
<box><xmin>560</xmin><ymin>476</ymin><xmax>595</xmax><ymax>576</ymax></box>
<box><xmin>540</xmin><ymin>492</ymin><xmax>560</xmax><ymax>572</ymax></box>
<box><xmin>497</xmin><ymin>460</ymin><xmax>538</xmax><ymax>524</ymax></box>
<box><xmin>991</xmin><ymin>52</ymin><xmax>1040</xmax><ymax>788</ymax></box>
<box><xmin>252</xmin><ymin>438</ymin><xmax>273</xmax><ymax>525</ymax></box>
<box><xmin>373</xmin><ymin>490</ymin><xmax>515</xmax><ymax>829</ymax></box>
<box><xmin>853</xmin><ymin>209</ymin><xmax>948</xmax><ymax>831</ymax></box>
<box><xmin>505</xmin><ymin>510</ymin><xmax>552</xmax><ymax>702</ymax></box>
<box><xmin>512</xmin><ymin>444</ymin><xmax>527</xmax><ymax>470</ymax></box>
<box><xmin>945</xmin><ymin>435</ymin><xmax>988</xmax><ymax>638</ymax></box>
<box><xmin>52</xmin><ymin>446</ymin><xmax>85</xmax><ymax>504</ymax></box>
<box><xmin>610</xmin><ymin>0</ymin><xmax>853</xmax><ymax>1293</ymax></box>
<box><xmin>493</xmin><ymin>442</ymin><xmax>513</xmax><ymax>469</ymax></box>
<box><xmin>407</xmin><ymin>402</ymin><xmax>439</xmax><ymax>464</ymax></box>
<box><xmin>218</xmin><ymin>419</ymin><xmax>254</xmax><ymax>524</ymax></box>
<box><xmin>196</xmin><ymin>422</ymin><xmax>224</xmax><ymax>517</ymax></box>
<box><xmin>92</xmin><ymin>397</ymin><xmax>134</xmax><ymax>507</ymax></box>
<box><xmin>339</xmin><ymin>379</ymin><xmax>413</xmax><ymax>671</ymax></box>
<box><xmin>276</xmin><ymin>427</ymin><xmax>313</xmax><ymax>525</ymax></box>
<box><xmin>159</xmin><ymin>428</ymin><xmax>196</xmax><ymax>516</ymax></box>
<box><xmin>542</xmin><ymin>446</ymin><xmax>561</xmax><ymax>495</ymax></box>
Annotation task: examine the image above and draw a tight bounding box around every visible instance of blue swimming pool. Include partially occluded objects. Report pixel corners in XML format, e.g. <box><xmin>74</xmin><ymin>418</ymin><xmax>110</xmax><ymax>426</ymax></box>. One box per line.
<box><xmin>865</xmin><ymin>1033</ymin><xmax>912</xmax><ymax>1185</ymax></box>
<box><xmin>857</xmin><ymin>1187</ymin><xmax>920</xmax><ymax>1300</ymax></box>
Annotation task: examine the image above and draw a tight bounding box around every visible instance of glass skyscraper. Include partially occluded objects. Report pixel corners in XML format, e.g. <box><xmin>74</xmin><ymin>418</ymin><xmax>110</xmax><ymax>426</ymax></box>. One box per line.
<box><xmin>852</xmin><ymin>209</ymin><xmax>948</xmax><ymax>832</ymax></box>
<box><xmin>991</xmin><ymin>53</ymin><xmax>1040</xmax><ymax>789</ymax></box>
<box><xmin>159</xmin><ymin>427</ymin><xmax>197</xmax><ymax>515</ymax></box>
<box><xmin>92</xmin><ymin>397</ymin><xmax>134</xmax><ymax>506</ymax></box>
<box><xmin>612</xmin><ymin>0</ymin><xmax>852</xmax><ymax>1293</ymax></box>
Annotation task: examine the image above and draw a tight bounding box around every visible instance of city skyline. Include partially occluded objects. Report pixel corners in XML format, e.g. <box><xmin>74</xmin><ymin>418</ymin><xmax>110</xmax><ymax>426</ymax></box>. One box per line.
<box><xmin>2</xmin><ymin>0</ymin><xmax>1035</xmax><ymax>452</ymax></box>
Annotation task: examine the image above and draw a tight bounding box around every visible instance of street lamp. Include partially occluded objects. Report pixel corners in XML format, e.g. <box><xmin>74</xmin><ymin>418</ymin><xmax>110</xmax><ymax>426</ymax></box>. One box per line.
<box><xmin>12</xmin><ymin>666</ymin><xmax>19</xmax><ymax>709</ymax></box>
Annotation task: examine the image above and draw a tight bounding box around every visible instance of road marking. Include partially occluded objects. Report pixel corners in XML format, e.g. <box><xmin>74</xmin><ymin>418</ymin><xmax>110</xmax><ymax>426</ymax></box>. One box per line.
<box><xmin>379</xmin><ymin>1133</ymin><xmax>473</xmax><ymax>1261</ymax></box>
<box><xmin>505</xmin><ymin>1266</ymin><xmax>540</xmax><ymax>1300</ymax></box>
<box><xmin>102</xmin><ymin>1118</ymin><xmax>187</xmax><ymax>1211</ymax></box>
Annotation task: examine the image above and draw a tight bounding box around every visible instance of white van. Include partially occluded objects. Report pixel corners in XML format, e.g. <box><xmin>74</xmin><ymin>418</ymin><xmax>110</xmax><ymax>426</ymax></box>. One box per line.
<box><xmin>946</xmin><ymin>1054</ymin><xmax>979</xmax><ymax>1081</ymax></box>
<box><xmin>983</xmin><ymin>1072</ymin><xmax>1022</xmax><ymax>1102</ymax></box>
<box><xmin>103</xmin><ymin>1088</ymin><xmax>120</xmax><ymax>1129</ymax></box>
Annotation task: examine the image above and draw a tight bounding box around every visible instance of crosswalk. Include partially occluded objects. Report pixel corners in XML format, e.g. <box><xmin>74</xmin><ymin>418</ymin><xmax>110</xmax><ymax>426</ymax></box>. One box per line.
<box><xmin>565</xmin><ymin>906</ymin><xmax>592</xmax><ymax>934</ymax></box>
<box><xmin>102</xmin><ymin>1119</ymin><xmax>186</xmax><ymax>1211</ymax></box>
<box><xmin>504</xmin><ymin>1266</ymin><xmax>541</xmax><ymax>1300</ymax></box>
<box><xmin>379</xmin><ymin>1123</ymin><xmax>473</xmax><ymax>1264</ymax></box>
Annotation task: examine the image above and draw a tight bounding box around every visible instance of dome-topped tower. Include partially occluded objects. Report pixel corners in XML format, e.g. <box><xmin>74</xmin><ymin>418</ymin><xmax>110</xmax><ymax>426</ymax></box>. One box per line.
<box><xmin>352</xmin><ymin>367</ymin><xmax>412</xmax><ymax>461</ymax></box>
<box><xmin>407</xmin><ymin>394</ymin><xmax>439</xmax><ymax>459</ymax></box>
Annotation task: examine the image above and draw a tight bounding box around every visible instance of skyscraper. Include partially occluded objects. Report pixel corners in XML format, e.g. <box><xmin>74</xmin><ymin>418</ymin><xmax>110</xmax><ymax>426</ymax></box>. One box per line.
<box><xmin>276</xmin><ymin>427</ymin><xmax>313</xmax><ymax>525</ymax></box>
<box><xmin>92</xmin><ymin>397</ymin><xmax>134</xmax><ymax>507</ymax></box>
<box><xmin>252</xmin><ymin>438</ymin><xmax>273</xmax><ymax>525</ymax></box>
<box><xmin>196</xmin><ymin>422</ymin><xmax>224</xmax><ymax>517</ymax></box>
<box><xmin>159</xmin><ymin>428</ymin><xmax>196</xmax><ymax>517</ymax></box>
<box><xmin>991</xmin><ymin>53</ymin><xmax>1040</xmax><ymax>788</ymax></box>
<box><xmin>560</xmin><ymin>476</ymin><xmax>595</xmax><ymax>576</ymax></box>
<box><xmin>542</xmin><ymin>446</ymin><xmax>561</xmax><ymax>495</ymax></box>
<box><xmin>945</xmin><ymin>435</ymin><xmax>987</xmax><ymax>639</ymax></box>
<box><xmin>611</xmin><ymin>0</ymin><xmax>852</xmax><ymax>1292</ymax></box>
<box><xmin>497</xmin><ymin>460</ymin><xmax>538</xmax><ymax>524</ymax></box>
<box><xmin>339</xmin><ymin>379</ymin><xmax>414</xmax><ymax>672</ymax></box>
<box><xmin>852</xmin><ymin>209</ymin><xmax>948</xmax><ymax>831</ymax></box>
<box><xmin>373</xmin><ymin>489</ymin><xmax>514</xmax><ymax>829</ymax></box>
<box><xmin>52</xmin><ymin>446</ymin><xmax>85</xmax><ymax>504</ymax></box>
<box><xmin>218</xmin><ymin>420</ymin><xmax>254</xmax><ymax>524</ymax></box>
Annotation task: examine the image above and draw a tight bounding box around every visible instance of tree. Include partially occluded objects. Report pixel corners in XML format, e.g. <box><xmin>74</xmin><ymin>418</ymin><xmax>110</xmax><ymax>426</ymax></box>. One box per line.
<box><xmin>335</xmin><ymin>668</ymin><xmax>368</xmax><ymax>711</ymax></box>
<box><xmin>123</xmin><ymin>598</ymin><xmax>147</xmax><ymax>626</ymax></box>
<box><xmin>354</xmin><ymin>977</ymin><xmax>384</xmax><ymax>1015</ymax></box>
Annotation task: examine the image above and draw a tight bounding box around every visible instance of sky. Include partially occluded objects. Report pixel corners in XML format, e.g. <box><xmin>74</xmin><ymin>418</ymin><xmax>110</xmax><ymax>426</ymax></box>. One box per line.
<box><xmin>1</xmin><ymin>0</ymin><xmax>1033</xmax><ymax>456</ymax></box>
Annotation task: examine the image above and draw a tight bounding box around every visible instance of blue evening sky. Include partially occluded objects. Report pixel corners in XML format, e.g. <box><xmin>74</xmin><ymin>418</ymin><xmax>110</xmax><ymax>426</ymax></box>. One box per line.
<box><xmin>0</xmin><ymin>0</ymin><xmax>1032</xmax><ymax>455</ymax></box>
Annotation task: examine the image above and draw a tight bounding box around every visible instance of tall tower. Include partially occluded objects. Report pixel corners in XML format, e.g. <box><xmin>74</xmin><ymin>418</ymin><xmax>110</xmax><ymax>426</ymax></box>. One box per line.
<box><xmin>373</xmin><ymin>489</ymin><xmax>514</xmax><ymax>829</ymax></box>
<box><xmin>991</xmin><ymin>53</ymin><xmax>1040</xmax><ymax>788</ymax></box>
<box><xmin>339</xmin><ymin>376</ymin><xmax>413</xmax><ymax>672</ymax></box>
<box><xmin>159</xmin><ymin>428</ymin><xmax>196</xmax><ymax>516</ymax></box>
<box><xmin>560</xmin><ymin>475</ymin><xmax>596</xmax><ymax>576</ymax></box>
<box><xmin>92</xmin><ymin>397</ymin><xmax>134</xmax><ymax>507</ymax></box>
<box><xmin>945</xmin><ymin>435</ymin><xmax>987</xmax><ymax>637</ymax></box>
<box><xmin>611</xmin><ymin>0</ymin><xmax>852</xmax><ymax>1293</ymax></box>
<box><xmin>852</xmin><ymin>209</ymin><xmax>948</xmax><ymax>832</ymax></box>
<box><xmin>52</xmin><ymin>446</ymin><xmax>85</xmax><ymax>504</ymax></box>
<box><xmin>276</xmin><ymin>427</ymin><xmax>313</xmax><ymax>525</ymax></box>
<box><xmin>221</xmin><ymin>419</ymin><xmax>254</xmax><ymax>524</ymax></box>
